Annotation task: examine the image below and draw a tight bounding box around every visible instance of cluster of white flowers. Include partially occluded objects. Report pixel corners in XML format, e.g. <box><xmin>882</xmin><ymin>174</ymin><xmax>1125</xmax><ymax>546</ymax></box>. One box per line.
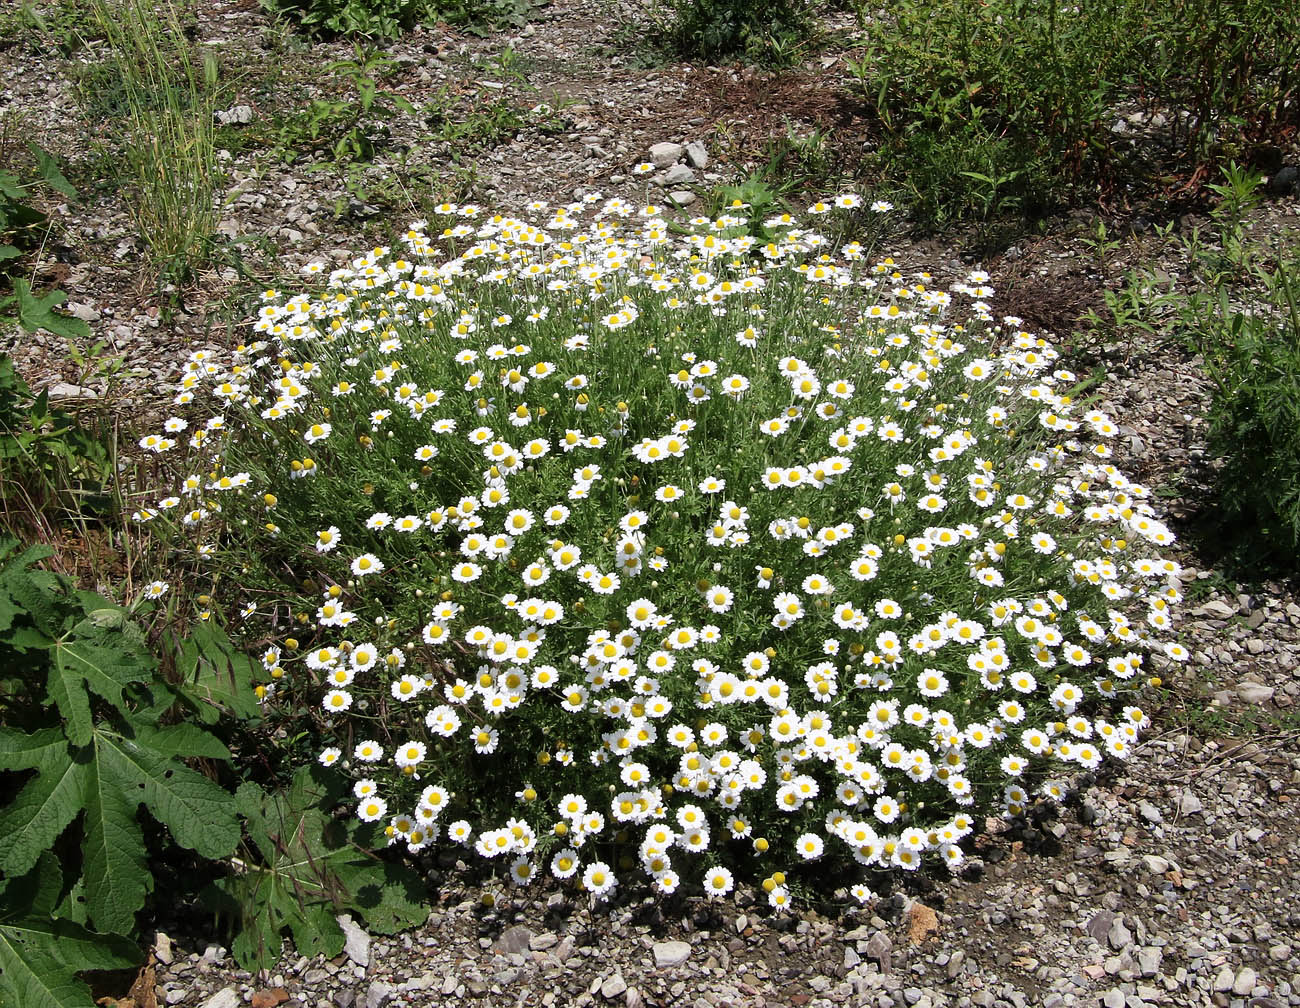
<box><xmin>140</xmin><ymin>195</ymin><xmax>1183</xmax><ymax>904</ymax></box>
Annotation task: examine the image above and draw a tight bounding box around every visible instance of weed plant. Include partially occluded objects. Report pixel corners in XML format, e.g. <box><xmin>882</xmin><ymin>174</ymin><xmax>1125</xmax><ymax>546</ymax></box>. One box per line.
<box><xmin>652</xmin><ymin>0</ymin><xmax>818</xmax><ymax>67</ymax></box>
<box><xmin>86</xmin><ymin>0</ymin><xmax>221</xmax><ymax>288</ymax></box>
<box><xmin>135</xmin><ymin>197</ymin><xmax>1186</xmax><ymax>904</ymax></box>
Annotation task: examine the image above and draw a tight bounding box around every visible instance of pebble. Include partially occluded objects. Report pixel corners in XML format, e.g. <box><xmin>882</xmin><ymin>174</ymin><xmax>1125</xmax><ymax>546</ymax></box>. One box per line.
<box><xmin>337</xmin><ymin>915</ymin><xmax>370</xmax><ymax>967</ymax></box>
<box><xmin>648</xmin><ymin>141</ymin><xmax>683</xmax><ymax>167</ymax></box>
<box><xmin>1233</xmin><ymin>967</ymin><xmax>1257</xmax><ymax>996</ymax></box>
<box><xmin>200</xmin><ymin>989</ymin><xmax>240</xmax><ymax>1008</ymax></box>
<box><xmin>600</xmin><ymin>972</ymin><xmax>628</xmax><ymax>999</ymax></box>
<box><xmin>1237</xmin><ymin>682</ymin><xmax>1275</xmax><ymax>704</ymax></box>
<box><xmin>653</xmin><ymin>941</ymin><xmax>691</xmax><ymax>968</ymax></box>
<box><xmin>494</xmin><ymin>924</ymin><xmax>534</xmax><ymax>955</ymax></box>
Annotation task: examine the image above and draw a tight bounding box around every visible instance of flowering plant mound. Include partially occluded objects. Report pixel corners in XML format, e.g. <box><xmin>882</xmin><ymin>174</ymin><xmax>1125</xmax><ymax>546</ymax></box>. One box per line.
<box><xmin>138</xmin><ymin>195</ymin><xmax>1186</xmax><ymax>906</ymax></box>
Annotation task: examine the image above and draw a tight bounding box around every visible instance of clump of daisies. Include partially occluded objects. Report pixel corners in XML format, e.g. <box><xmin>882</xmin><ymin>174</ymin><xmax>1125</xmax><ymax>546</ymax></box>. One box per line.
<box><xmin>138</xmin><ymin>193</ymin><xmax>1185</xmax><ymax>906</ymax></box>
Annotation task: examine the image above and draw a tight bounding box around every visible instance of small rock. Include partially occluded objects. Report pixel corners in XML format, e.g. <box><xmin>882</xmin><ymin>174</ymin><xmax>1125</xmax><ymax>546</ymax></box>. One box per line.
<box><xmin>1177</xmin><ymin>789</ymin><xmax>1204</xmax><ymax>816</ymax></box>
<box><xmin>1246</xmin><ymin>638</ymin><xmax>1266</xmax><ymax>655</ymax></box>
<box><xmin>1237</xmin><ymin>683</ymin><xmax>1275</xmax><ymax>704</ymax></box>
<box><xmin>601</xmin><ymin>972</ymin><xmax>628</xmax><ymax>999</ymax></box>
<box><xmin>662</xmin><ymin>164</ymin><xmax>695</xmax><ymax>185</ymax></box>
<box><xmin>667</xmin><ymin>190</ymin><xmax>696</xmax><ymax>207</ymax></box>
<box><xmin>1233</xmin><ymin>967</ymin><xmax>1257</xmax><ymax>996</ymax></box>
<box><xmin>337</xmin><ymin>914</ymin><xmax>370</xmax><ymax>967</ymax></box>
<box><xmin>1137</xmin><ymin>948</ymin><xmax>1162</xmax><ymax>977</ymax></box>
<box><xmin>1213</xmin><ymin>967</ymin><xmax>1234</xmax><ymax>992</ymax></box>
<box><xmin>1138</xmin><ymin>801</ymin><xmax>1162</xmax><ymax>824</ymax></box>
<box><xmin>1267</xmin><ymin>164</ymin><xmax>1298</xmax><ymax>196</ymax></box>
<box><xmin>1102</xmin><ymin>989</ymin><xmax>1125</xmax><ymax>1008</ymax></box>
<box><xmin>47</xmin><ymin>382</ymin><xmax>98</xmax><ymax>399</ymax></box>
<box><xmin>529</xmin><ymin>932</ymin><xmax>558</xmax><ymax>951</ymax></box>
<box><xmin>1197</xmin><ymin>600</ymin><xmax>1235</xmax><ymax>619</ymax></box>
<box><xmin>200</xmin><ymin>989</ymin><xmax>240</xmax><ymax>1008</ymax></box>
<box><xmin>653</xmin><ymin>941</ymin><xmax>691</xmax><ymax>968</ymax></box>
<box><xmin>1108</xmin><ymin>917</ymin><xmax>1133</xmax><ymax>951</ymax></box>
<box><xmin>946</xmin><ymin>949</ymin><xmax>965</xmax><ymax>979</ymax></box>
<box><xmin>684</xmin><ymin>141</ymin><xmax>709</xmax><ymax>169</ymax></box>
<box><xmin>649</xmin><ymin>141</ymin><xmax>684</xmax><ymax>168</ymax></box>
<box><xmin>441</xmin><ymin>975</ymin><xmax>457</xmax><ymax>996</ymax></box>
<box><xmin>215</xmin><ymin>104</ymin><xmax>254</xmax><ymax>125</ymax></box>
<box><xmin>625</xmin><ymin>989</ymin><xmax>645</xmax><ymax>1008</ymax></box>
<box><xmin>154</xmin><ymin>932</ymin><xmax>174</xmax><ymax>965</ymax></box>
<box><xmin>1141</xmin><ymin>854</ymin><xmax>1170</xmax><ymax>874</ymax></box>
<box><xmin>864</xmin><ymin>932</ymin><xmax>892</xmax><ymax>972</ymax></box>
<box><xmin>251</xmin><ymin>989</ymin><xmax>290</xmax><ymax>1008</ymax></box>
<box><xmin>365</xmin><ymin>980</ymin><xmax>393</xmax><ymax>1008</ymax></box>
<box><xmin>1087</xmin><ymin>910</ymin><xmax>1116</xmax><ymax>944</ymax></box>
<box><xmin>494</xmin><ymin>924</ymin><xmax>534</xmax><ymax>955</ymax></box>
<box><xmin>66</xmin><ymin>302</ymin><xmax>100</xmax><ymax>323</ymax></box>
<box><xmin>906</xmin><ymin>902</ymin><xmax>940</xmax><ymax>945</ymax></box>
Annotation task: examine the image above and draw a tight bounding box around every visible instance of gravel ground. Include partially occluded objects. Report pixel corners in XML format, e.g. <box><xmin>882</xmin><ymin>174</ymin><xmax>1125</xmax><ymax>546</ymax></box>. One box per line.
<box><xmin>3</xmin><ymin>1</ymin><xmax>1300</xmax><ymax>1006</ymax></box>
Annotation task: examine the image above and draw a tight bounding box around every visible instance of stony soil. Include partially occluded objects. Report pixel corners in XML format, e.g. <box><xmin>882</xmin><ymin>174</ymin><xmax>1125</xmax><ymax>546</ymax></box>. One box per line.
<box><xmin>3</xmin><ymin>1</ymin><xmax>1300</xmax><ymax>1006</ymax></box>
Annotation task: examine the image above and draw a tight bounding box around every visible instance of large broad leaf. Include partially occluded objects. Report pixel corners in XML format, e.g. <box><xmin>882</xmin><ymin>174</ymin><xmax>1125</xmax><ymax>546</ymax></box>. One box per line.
<box><xmin>209</xmin><ymin>767</ymin><xmax>425</xmax><ymax>972</ymax></box>
<box><xmin>47</xmin><ymin>612</ymin><xmax>155</xmax><ymax>747</ymax></box>
<box><xmin>165</xmin><ymin>621</ymin><xmax>262</xmax><ymax>724</ymax></box>
<box><xmin>12</xmin><ymin>279</ymin><xmax>91</xmax><ymax>342</ymax></box>
<box><xmin>0</xmin><ymin>719</ymin><xmax>240</xmax><ymax>936</ymax></box>
<box><xmin>27</xmin><ymin>142</ymin><xmax>77</xmax><ymax>200</ymax></box>
<box><xmin>0</xmin><ymin>855</ymin><xmax>139</xmax><ymax>1008</ymax></box>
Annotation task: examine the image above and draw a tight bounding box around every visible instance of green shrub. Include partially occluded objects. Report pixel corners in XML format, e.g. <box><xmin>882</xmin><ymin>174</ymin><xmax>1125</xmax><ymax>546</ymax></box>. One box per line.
<box><xmin>261</xmin><ymin>0</ymin><xmax>532</xmax><ymax>39</ymax></box>
<box><xmin>0</xmin><ymin>534</ymin><xmax>427</xmax><ymax>991</ymax></box>
<box><xmin>137</xmin><ymin>198</ymin><xmax>1185</xmax><ymax>905</ymax></box>
<box><xmin>653</xmin><ymin>0</ymin><xmax>818</xmax><ymax>66</ymax></box>
<box><xmin>848</xmin><ymin>0</ymin><xmax>1300</xmax><ymax>225</ymax></box>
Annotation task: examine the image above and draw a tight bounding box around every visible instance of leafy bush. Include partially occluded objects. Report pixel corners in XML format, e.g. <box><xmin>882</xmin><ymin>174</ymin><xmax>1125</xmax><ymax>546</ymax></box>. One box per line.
<box><xmin>653</xmin><ymin>0</ymin><xmax>818</xmax><ymax>66</ymax></box>
<box><xmin>0</xmin><ymin>533</ymin><xmax>428</xmax><ymax>993</ymax></box>
<box><xmin>0</xmin><ymin>539</ymin><xmax>238</xmax><ymax>1006</ymax></box>
<box><xmin>261</xmin><ymin>0</ymin><xmax>533</xmax><ymax>39</ymax></box>
<box><xmin>138</xmin><ymin>198</ymin><xmax>1183</xmax><ymax>905</ymax></box>
<box><xmin>847</xmin><ymin>0</ymin><xmax>1300</xmax><ymax>224</ymax></box>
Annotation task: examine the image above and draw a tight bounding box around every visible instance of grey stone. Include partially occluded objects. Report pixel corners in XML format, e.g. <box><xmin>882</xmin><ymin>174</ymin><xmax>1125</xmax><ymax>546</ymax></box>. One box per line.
<box><xmin>625</xmin><ymin>989</ymin><xmax>645</xmax><ymax>1008</ymax></box>
<box><xmin>1138</xmin><ymin>801</ymin><xmax>1163</xmax><ymax>824</ymax></box>
<box><xmin>1102</xmin><ymin>990</ymin><xmax>1125</xmax><ymax>1008</ymax></box>
<box><xmin>153</xmin><ymin>932</ymin><xmax>174</xmax><ymax>966</ymax></box>
<box><xmin>1108</xmin><ymin>917</ymin><xmax>1133</xmax><ymax>951</ymax></box>
<box><xmin>667</xmin><ymin>190</ymin><xmax>697</xmax><ymax>207</ymax></box>
<box><xmin>47</xmin><ymin>382</ymin><xmax>98</xmax><ymax>399</ymax></box>
<box><xmin>844</xmin><ymin>946</ymin><xmax>861</xmax><ymax>969</ymax></box>
<box><xmin>662</xmin><ymin>164</ymin><xmax>695</xmax><ymax>185</ymax></box>
<box><xmin>1137</xmin><ymin>948</ymin><xmax>1161</xmax><ymax>977</ymax></box>
<box><xmin>1141</xmin><ymin>854</ymin><xmax>1170</xmax><ymax>874</ymax></box>
<box><xmin>1088</xmin><ymin>910</ymin><xmax>1117</xmax><ymax>944</ymax></box>
<box><xmin>684</xmin><ymin>141</ymin><xmax>709</xmax><ymax>169</ymax></box>
<box><xmin>215</xmin><ymin>104</ymin><xmax>254</xmax><ymax>125</ymax></box>
<box><xmin>66</xmin><ymin>302</ymin><xmax>100</xmax><ymax>323</ymax></box>
<box><xmin>493</xmin><ymin>924</ymin><xmax>534</xmax><ymax>955</ymax></box>
<box><xmin>1233</xmin><ymin>968</ymin><xmax>1257</xmax><ymax>996</ymax></box>
<box><xmin>653</xmin><ymin>941</ymin><xmax>691</xmax><ymax>968</ymax></box>
<box><xmin>865</xmin><ymin>932</ymin><xmax>892</xmax><ymax>972</ymax></box>
<box><xmin>1213</xmin><ymin>966</ymin><xmax>1234</xmax><ymax>992</ymax></box>
<box><xmin>365</xmin><ymin>980</ymin><xmax>393</xmax><ymax>1008</ymax></box>
<box><xmin>1237</xmin><ymin>682</ymin><xmax>1275</xmax><ymax>704</ymax></box>
<box><xmin>529</xmin><ymin>931</ymin><xmax>558</xmax><ymax>951</ymax></box>
<box><xmin>601</xmin><ymin>972</ymin><xmax>628</xmax><ymax>999</ymax></box>
<box><xmin>1178</xmin><ymin>789</ymin><xmax>1204</xmax><ymax>816</ymax></box>
<box><xmin>649</xmin><ymin>142</ymin><xmax>684</xmax><ymax>168</ymax></box>
<box><xmin>199</xmin><ymin>989</ymin><xmax>240</xmax><ymax>1008</ymax></box>
<box><xmin>946</xmin><ymin>949</ymin><xmax>965</xmax><ymax>979</ymax></box>
<box><xmin>337</xmin><ymin>913</ymin><xmax>370</xmax><ymax>967</ymax></box>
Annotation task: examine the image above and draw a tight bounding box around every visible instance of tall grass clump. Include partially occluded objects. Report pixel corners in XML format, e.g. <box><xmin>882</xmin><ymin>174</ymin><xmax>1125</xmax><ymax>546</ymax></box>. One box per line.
<box><xmin>87</xmin><ymin>0</ymin><xmax>220</xmax><ymax>285</ymax></box>
<box><xmin>135</xmin><ymin>196</ymin><xmax>1186</xmax><ymax>904</ymax></box>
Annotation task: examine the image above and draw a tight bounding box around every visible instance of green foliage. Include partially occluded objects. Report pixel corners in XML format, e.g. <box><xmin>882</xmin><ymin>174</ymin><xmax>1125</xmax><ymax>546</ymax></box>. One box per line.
<box><xmin>0</xmin><ymin>142</ymin><xmax>88</xmax><ymax>345</ymax></box>
<box><xmin>0</xmin><ymin>539</ymin><xmax>242</xmax><ymax>938</ymax></box>
<box><xmin>0</xmin><ymin>355</ymin><xmax>115</xmax><ymax>523</ymax></box>
<box><xmin>847</xmin><ymin>0</ymin><xmax>1300</xmax><ymax>225</ymax></box>
<box><xmin>85</xmin><ymin>0</ymin><xmax>221</xmax><ymax>288</ymax></box>
<box><xmin>261</xmin><ymin>0</ymin><xmax>532</xmax><ymax>39</ymax></box>
<box><xmin>205</xmin><ymin>765</ymin><xmax>427</xmax><ymax>972</ymax></box>
<box><xmin>847</xmin><ymin>0</ymin><xmax>1139</xmax><ymax>225</ymax></box>
<box><xmin>274</xmin><ymin>45</ymin><xmax>417</xmax><ymax>164</ymax></box>
<box><xmin>1183</xmin><ymin>175</ymin><xmax>1300</xmax><ymax>564</ymax></box>
<box><xmin>0</xmin><ymin>854</ymin><xmax>139</xmax><ymax>1008</ymax></box>
<box><xmin>652</xmin><ymin>0</ymin><xmax>818</xmax><ymax>66</ymax></box>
